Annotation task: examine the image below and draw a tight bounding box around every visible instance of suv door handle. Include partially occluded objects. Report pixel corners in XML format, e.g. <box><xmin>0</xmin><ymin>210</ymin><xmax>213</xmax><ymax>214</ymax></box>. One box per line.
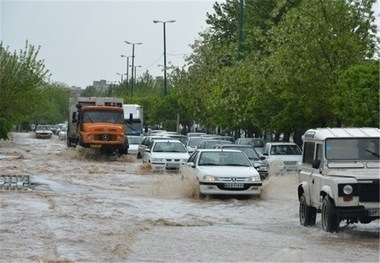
<box><xmin>312</xmin><ymin>179</ymin><xmax>314</xmax><ymax>184</ymax></box>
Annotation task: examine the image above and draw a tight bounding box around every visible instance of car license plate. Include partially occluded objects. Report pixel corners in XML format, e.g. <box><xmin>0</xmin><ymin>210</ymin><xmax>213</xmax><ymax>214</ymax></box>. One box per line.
<box><xmin>224</xmin><ymin>183</ymin><xmax>244</xmax><ymax>188</ymax></box>
<box><xmin>166</xmin><ymin>163</ymin><xmax>180</xmax><ymax>168</ymax></box>
<box><xmin>368</xmin><ymin>209</ymin><xmax>379</xmax><ymax>217</ymax></box>
<box><xmin>90</xmin><ymin>144</ymin><xmax>101</xmax><ymax>148</ymax></box>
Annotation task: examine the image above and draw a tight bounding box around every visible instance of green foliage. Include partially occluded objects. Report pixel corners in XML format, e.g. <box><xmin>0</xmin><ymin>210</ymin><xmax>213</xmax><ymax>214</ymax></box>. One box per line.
<box><xmin>0</xmin><ymin>41</ymin><xmax>50</xmax><ymax>139</ymax></box>
<box><xmin>29</xmin><ymin>82</ymin><xmax>71</xmax><ymax>125</ymax></box>
<box><xmin>331</xmin><ymin>61</ymin><xmax>379</xmax><ymax>127</ymax></box>
<box><xmin>172</xmin><ymin>0</ymin><xmax>379</xmax><ymax>138</ymax></box>
<box><xmin>3</xmin><ymin>0</ymin><xmax>377</xmax><ymax>140</ymax></box>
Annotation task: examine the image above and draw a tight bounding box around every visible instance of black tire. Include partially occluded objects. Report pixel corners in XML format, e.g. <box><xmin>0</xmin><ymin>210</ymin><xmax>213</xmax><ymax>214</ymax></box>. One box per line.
<box><xmin>137</xmin><ymin>152</ymin><xmax>142</xmax><ymax>159</ymax></box>
<box><xmin>321</xmin><ymin>196</ymin><xmax>339</xmax><ymax>232</ymax></box>
<box><xmin>299</xmin><ymin>194</ymin><xmax>317</xmax><ymax>226</ymax></box>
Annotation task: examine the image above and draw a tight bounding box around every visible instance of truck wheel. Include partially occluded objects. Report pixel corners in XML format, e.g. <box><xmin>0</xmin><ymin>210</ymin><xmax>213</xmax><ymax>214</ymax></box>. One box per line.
<box><xmin>67</xmin><ymin>137</ymin><xmax>75</xmax><ymax>148</ymax></box>
<box><xmin>299</xmin><ymin>194</ymin><xmax>316</xmax><ymax>226</ymax></box>
<box><xmin>321</xmin><ymin>196</ymin><xmax>339</xmax><ymax>232</ymax></box>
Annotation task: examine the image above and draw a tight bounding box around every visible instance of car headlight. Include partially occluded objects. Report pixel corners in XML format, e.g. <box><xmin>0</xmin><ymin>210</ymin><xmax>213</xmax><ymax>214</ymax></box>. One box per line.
<box><xmin>248</xmin><ymin>175</ymin><xmax>261</xmax><ymax>182</ymax></box>
<box><xmin>256</xmin><ymin>166</ymin><xmax>268</xmax><ymax>172</ymax></box>
<box><xmin>203</xmin><ymin>175</ymin><xmax>217</xmax><ymax>182</ymax></box>
<box><xmin>343</xmin><ymin>184</ymin><xmax>353</xmax><ymax>195</ymax></box>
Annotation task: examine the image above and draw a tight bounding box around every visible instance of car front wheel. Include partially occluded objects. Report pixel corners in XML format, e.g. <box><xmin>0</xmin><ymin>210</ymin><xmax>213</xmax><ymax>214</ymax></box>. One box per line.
<box><xmin>321</xmin><ymin>196</ymin><xmax>339</xmax><ymax>232</ymax></box>
<box><xmin>299</xmin><ymin>194</ymin><xmax>316</xmax><ymax>226</ymax></box>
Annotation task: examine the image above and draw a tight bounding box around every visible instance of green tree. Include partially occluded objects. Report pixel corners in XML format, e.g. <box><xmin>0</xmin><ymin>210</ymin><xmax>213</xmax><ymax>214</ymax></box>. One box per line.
<box><xmin>331</xmin><ymin>60</ymin><xmax>379</xmax><ymax>127</ymax></box>
<box><xmin>0</xmin><ymin>41</ymin><xmax>50</xmax><ymax>139</ymax></box>
<box><xmin>263</xmin><ymin>0</ymin><xmax>378</xmax><ymax>143</ymax></box>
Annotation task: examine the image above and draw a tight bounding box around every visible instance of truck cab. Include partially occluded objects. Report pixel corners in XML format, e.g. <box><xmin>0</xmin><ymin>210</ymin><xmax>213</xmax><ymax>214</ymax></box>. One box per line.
<box><xmin>67</xmin><ymin>97</ymin><xmax>128</xmax><ymax>154</ymax></box>
<box><xmin>298</xmin><ymin>128</ymin><xmax>379</xmax><ymax>232</ymax></box>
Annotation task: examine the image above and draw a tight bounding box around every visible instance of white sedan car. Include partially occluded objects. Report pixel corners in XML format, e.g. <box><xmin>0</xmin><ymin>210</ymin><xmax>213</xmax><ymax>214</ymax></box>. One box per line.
<box><xmin>261</xmin><ymin>142</ymin><xmax>302</xmax><ymax>173</ymax></box>
<box><xmin>143</xmin><ymin>139</ymin><xmax>190</xmax><ymax>172</ymax></box>
<box><xmin>35</xmin><ymin>125</ymin><xmax>52</xmax><ymax>139</ymax></box>
<box><xmin>183</xmin><ymin>149</ymin><xmax>262</xmax><ymax>197</ymax></box>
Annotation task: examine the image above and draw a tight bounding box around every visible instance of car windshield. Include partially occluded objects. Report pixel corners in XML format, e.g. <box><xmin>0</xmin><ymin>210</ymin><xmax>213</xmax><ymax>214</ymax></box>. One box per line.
<box><xmin>188</xmin><ymin>137</ymin><xmax>202</xmax><ymax>147</ymax></box>
<box><xmin>169</xmin><ymin>135</ymin><xmax>187</xmax><ymax>144</ymax></box>
<box><xmin>198</xmin><ymin>151</ymin><xmax>251</xmax><ymax>166</ymax></box>
<box><xmin>36</xmin><ymin>125</ymin><xmax>50</xmax><ymax>131</ymax></box>
<box><xmin>252</xmin><ymin>139</ymin><xmax>265</xmax><ymax>147</ymax></box>
<box><xmin>326</xmin><ymin>138</ymin><xmax>379</xmax><ymax>161</ymax></box>
<box><xmin>82</xmin><ymin>110</ymin><xmax>123</xmax><ymax>124</ymax></box>
<box><xmin>270</xmin><ymin>145</ymin><xmax>302</xmax><ymax>155</ymax></box>
<box><xmin>201</xmin><ymin>140</ymin><xmax>232</xmax><ymax>149</ymax></box>
<box><xmin>153</xmin><ymin>142</ymin><xmax>187</xmax><ymax>153</ymax></box>
<box><xmin>223</xmin><ymin>146</ymin><xmax>259</xmax><ymax>160</ymax></box>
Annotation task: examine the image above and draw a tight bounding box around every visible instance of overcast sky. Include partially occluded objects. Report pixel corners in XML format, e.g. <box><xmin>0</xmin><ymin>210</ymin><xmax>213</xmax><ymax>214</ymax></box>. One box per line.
<box><xmin>1</xmin><ymin>0</ymin><xmax>218</xmax><ymax>88</ymax></box>
<box><xmin>1</xmin><ymin>0</ymin><xmax>379</xmax><ymax>89</ymax></box>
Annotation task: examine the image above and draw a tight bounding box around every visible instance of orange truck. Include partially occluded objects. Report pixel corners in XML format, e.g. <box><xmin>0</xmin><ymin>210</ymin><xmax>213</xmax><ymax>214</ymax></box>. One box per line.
<box><xmin>67</xmin><ymin>97</ymin><xmax>128</xmax><ymax>154</ymax></box>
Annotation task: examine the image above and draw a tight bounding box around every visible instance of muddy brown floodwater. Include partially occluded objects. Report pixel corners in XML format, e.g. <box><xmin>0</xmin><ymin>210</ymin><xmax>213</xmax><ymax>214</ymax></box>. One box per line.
<box><xmin>0</xmin><ymin>132</ymin><xmax>379</xmax><ymax>263</ymax></box>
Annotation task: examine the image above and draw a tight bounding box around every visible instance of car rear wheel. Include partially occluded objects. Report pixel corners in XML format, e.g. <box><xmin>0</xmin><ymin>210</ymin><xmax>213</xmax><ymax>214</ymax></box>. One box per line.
<box><xmin>321</xmin><ymin>196</ymin><xmax>339</xmax><ymax>232</ymax></box>
<box><xmin>299</xmin><ymin>194</ymin><xmax>316</xmax><ymax>226</ymax></box>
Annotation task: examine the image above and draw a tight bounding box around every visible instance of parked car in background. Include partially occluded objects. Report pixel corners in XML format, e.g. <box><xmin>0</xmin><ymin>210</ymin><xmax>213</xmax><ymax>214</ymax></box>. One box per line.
<box><xmin>58</xmin><ymin>126</ymin><xmax>67</xmax><ymax>141</ymax></box>
<box><xmin>143</xmin><ymin>139</ymin><xmax>190</xmax><ymax>172</ymax></box>
<box><xmin>186</xmin><ymin>137</ymin><xmax>203</xmax><ymax>153</ymax></box>
<box><xmin>197</xmin><ymin>139</ymin><xmax>233</xmax><ymax>149</ymax></box>
<box><xmin>35</xmin><ymin>125</ymin><xmax>53</xmax><ymax>139</ymax></box>
<box><xmin>261</xmin><ymin>142</ymin><xmax>302</xmax><ymax>173</ymax></box>
<box><xmin>186</xmin><ymin>132</ymin><xmax>206</xmax><ymax>138</ymax></box>
<box><xmin>183</xmin><ymin>149</ymin><xmax>262</xmax><ymax>197</ymax></box>
<box><xmin>54</xmin><ymin>123</ymin><xmax>67</xmax><ymax>135</ymax></box>
<box><xmin>214</xmin><ymin>144</ymin><xmax>269</xmax><ymax>180</ymax></box>
<box><xmin>137</xmin><ymin>135</ymin><xmax>170</xmax><ymax>159</ymax></box>
<box><xmin>166</xmin><ymin>134</ymin><xmax>187</xmax><ymax>145</ymax></box>
<box><xmin>127</xmin><ymin>135</ymin><xmax>143</xmax><ymax>155</ymax></box>
<box><xmin>236</xmin><ymin>138</ymin><xmax>266</xmax><ymax>154</ymax></box>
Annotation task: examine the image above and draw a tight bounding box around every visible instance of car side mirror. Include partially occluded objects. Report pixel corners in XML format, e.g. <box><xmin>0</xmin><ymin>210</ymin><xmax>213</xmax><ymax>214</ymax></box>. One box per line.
<box><xmin>186</xmin><ymin>162</ymin><xmax>195</xmax><ymax>168</ymax></box>
<box><xmin>260</xmin><ymin>156</ymin><xmax>266</xmax><ymax>160</ymax></box>
<box><xmin>312</xmin><ymin>159</ymin><xmax>321</xmax><ymax>169</ymax></box>
<box><xmin>262</xmin><ymin>153</ymin><xmax>268</xmax><ymax>156</ymax></box>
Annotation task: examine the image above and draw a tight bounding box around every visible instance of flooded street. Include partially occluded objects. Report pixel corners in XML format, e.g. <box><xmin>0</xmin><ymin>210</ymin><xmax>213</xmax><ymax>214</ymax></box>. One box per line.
<box><xmin>0</xmin><ymin>132</ymin><xmax>379</xmax><ymax>262</ymax></box>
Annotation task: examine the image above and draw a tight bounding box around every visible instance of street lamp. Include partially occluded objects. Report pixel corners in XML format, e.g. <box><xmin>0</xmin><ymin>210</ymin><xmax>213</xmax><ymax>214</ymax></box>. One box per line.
<box><xmin>153</xmin><ymin>19</ymin><xmax>176</xmax><ymax>96</ymax></box>
<box><xmin>128</xmin><ymin>65</ymin><xmax>142</xmax><ymax>96</ymax></box>
<box><xmin>116</xmin><ymin>72</ymin><xmax>124</xmax><ymax>83</ymax></box>
<box><xmin>124</xmin><ymin>41</ymin><xmax>142</xmax><ymax>96</ymax></box>
<box><xmin>120</xmin><ymin>55</ymin><xmax>132</xmax><ymax>84</ymax></box>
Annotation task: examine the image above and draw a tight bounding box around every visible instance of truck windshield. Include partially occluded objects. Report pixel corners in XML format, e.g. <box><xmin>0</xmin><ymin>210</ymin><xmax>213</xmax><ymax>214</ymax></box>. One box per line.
<box><xmin>82</xmin><ymin>111</ymin><xmax>123</xmax><ymax>124</ymax></box>
<box><xmin>326</xmin><ymin>138</ymin><xmax>379</xmax><ymax>161</ymax></box>
<box><xmin>125</xmin><ymin>121</ymin><xmax>143</xmax><ymax>135</ymax></box>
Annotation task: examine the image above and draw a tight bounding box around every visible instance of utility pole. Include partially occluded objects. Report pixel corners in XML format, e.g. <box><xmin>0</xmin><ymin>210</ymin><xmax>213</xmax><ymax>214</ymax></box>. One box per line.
<box><xmin>153</xmin><ymin>20</ymin><xmax>176</xmax><ymax>96</ymax></box>
<box><xmin>124</xmin><ymin>41</ymin><xmax>142</xmax><ymax>96</ymax></box>
<box><xmin>236</xmin><ymin>0</ymin><xmax>244</xmax><ymax>139</ymax></box>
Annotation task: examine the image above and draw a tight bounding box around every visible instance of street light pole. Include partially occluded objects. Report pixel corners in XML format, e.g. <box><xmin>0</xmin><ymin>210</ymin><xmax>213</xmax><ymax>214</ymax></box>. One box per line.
<box><xmin>131</xmin><ymin>65</ymin><xmax>142</xmax><ymax>82</ymax></box>
<box><xmin>121</xmin><ymin>55</ymin><xmax>131</xmax><ymax>85</ymax></box>
<box><xmin>153</xmin><ymin>19</ymin><xmax>176</xmax><ymax>96</ymax></box>
<box><xmin>124</xmin><ymin>41</ymin><xmax>142</xmax><ymax>96</ymax></box>
<box><xmin>116</xmin><ymin>72</ymin><xmax>124</xmax><ymax>83</ymax></box>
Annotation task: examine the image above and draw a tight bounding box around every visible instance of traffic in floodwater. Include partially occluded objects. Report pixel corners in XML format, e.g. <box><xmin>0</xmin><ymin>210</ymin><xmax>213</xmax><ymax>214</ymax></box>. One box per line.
<box><xmin>0</xmin><ymin>132</ymin><xmax>378</xmax><ymax>262</ymax></box>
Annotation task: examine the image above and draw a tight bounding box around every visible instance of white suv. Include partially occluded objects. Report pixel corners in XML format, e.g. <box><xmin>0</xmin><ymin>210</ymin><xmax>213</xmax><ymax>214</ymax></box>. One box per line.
<box><xmin>298</xmin><ymin>128</ymin><xmax>379</xmax><ymax>232</ymax></box>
